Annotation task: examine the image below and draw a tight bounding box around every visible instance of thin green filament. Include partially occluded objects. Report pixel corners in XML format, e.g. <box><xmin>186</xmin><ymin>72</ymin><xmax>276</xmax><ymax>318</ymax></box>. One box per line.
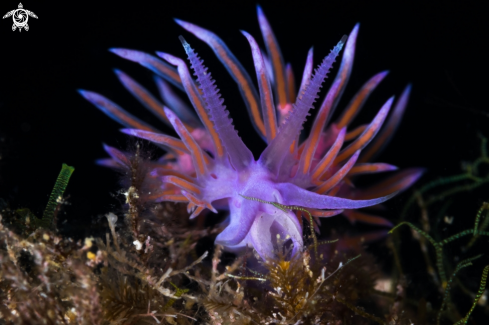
<box><xmin>401</xmin><ymin>173</ymin><xmax>471</xmax><ymax>219</ymax></box>
<box><xmin>391</xmin><ymin>204</ymin><xmax>489</xmax><ymax>289</ymax></box>
<box><xmin>437</xmin><ymin>255</ymin><xmax>481</xmax><ymax>325</ymax></box>
<box><xmin>316</xmin><ymin>238</ymin><xmax>338</xmax><ymax>246</ymax></box>
<box><xmin>466</xmin><ymin>209</ymin><xmax>489</xmax><ymax>249</ymax></box>
<box><xmin>333</xmin><ymin>254</ymin><xmax>361</xmax><ymax>284</ymax></box>
<box><xmin>239</xmin><ymin>194</ymin><xmax>319</xmax><ymax>259</ymax></box>
<box><xmin>39</xmin><ymin>163</ymin><xmax>75</xmax><ymax>229</ymax></box>
<box><xmin>164</xmin><ymin>282</ymin><xmax>189</xmax><ymax>310</ymax></box>
<box><xmin>454</xmin><ymin>265</ymin><xmax>489</xmax><ymax>325</ymax></box>
<box><xmin>473</xmin><ymin>202</ymin><xmax>489</xmax><ymax>236</ymax></box>
<box><xmin>225</xmin><ymin>273</ymin><xmax>267</xmax><ymax>282</ymax></box>
<box><xmin>401</xmin><ymin>136</ymin><xmax>489</xmax><ymax>220</ymax></box>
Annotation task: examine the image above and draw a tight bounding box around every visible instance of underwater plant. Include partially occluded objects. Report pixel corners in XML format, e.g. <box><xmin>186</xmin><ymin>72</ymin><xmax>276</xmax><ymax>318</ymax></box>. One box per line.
<box><xmin>386</xmin><ymin>136</ymin><xmax>489</xmax><ymax>324</ymax></box>
<box><xmin>0</xmin><ymin>159</ymin><xmax>211</xmax><ymax>324</ymax></box>
<box><xmin>3</xmin><ymin>153</ymin><xmax>488</xmax><ymax>324</ymax></box>
<box><xmin>80</xmin><ymin>6</ymin><xmax>423</xmax><ymax>259</ymax></box>
<box><xmin>38</xmin><ymin>163</ymin><xmax>75</xmax><ymax>229</ymax></box>
<box><xmin>3</xmin><ymin>163</ymin><xmax>74</xmax><ymax>236</ymax></box>
<box><xmin>390</xmin><ymin>203</ymin><xmax>489</xmax><ymax>324</ymax></box>
<box><xmin>194</xmin><ymin>244</ymin><xmax>392</xmax><ymax>325</ymax></box>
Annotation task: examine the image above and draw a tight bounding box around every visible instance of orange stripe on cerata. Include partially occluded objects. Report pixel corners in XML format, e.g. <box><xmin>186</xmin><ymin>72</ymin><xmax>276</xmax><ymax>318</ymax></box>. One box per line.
<box><xmin>131</xmin><ymin>85</ymin><xmax>172</xmax><ymax>126</ymax></box>
<box><xmin>359</xmin><ymin>176</ymin><xmax>411</xmax><ymax>200</ymax></box>
<box><xmin>154</xmin><ymin>60</ymin><xmax>182</xmax><ymax>86</ymax></box>
<box><xmin>163</xmin><ymin>176</ymin><xmax>201</xmax><ymax>195</ymax></box>
<box><xmin>300</xmin><ymin>139</ymin><xmax>315</xmax><ymax>175</ymax></box>
<box><xmin>152</xmin><ymin>168</ymin><xmax>195</xmax><ymax>183</ymax></box>
<box><xmin>183</xmin><ymin>192</ymin><xmax>215</xmax><ymax>212</ymax></box>
<box><xmin>335</xmin><ymin>126</ymin><xmax>375</xmax><ymax>163</ymax></box>
<box><xmin>348</xmin><ymin>163</ymin><xmax>383</xmax><ymax>176</ymax></box>
<box><xmin>345</xmin><ymin>124</ymin><xmax>367</xmax><ymax>141</ymax></box>
<box><xmin>148</xmin><ymin>133</ymin><xmax>209</xmax><ymax>165</ymax></box>
<box><xmin>185</xmin><ymin>192</ymin><xmax>205</xmax><ymax>206</ymax></box>
<box><xmin>146</xmin><ymin>190</ymin><xmax>174</xmax><ymax>201</ymax></box>
<box><xmin>216</xmin><ymin>47</ymin><xmax>266</xmax><ymax>137</ymax></box>
<box><xmin>333</xmin><ymin>62</ymin><xmax>350</xmax><ymax>101</ymax></box>
<box><xmin>190</xmin><ymin>206</ymin><xmax>204</xmax><ymax>218</ymax></box>
<box><xmin>301</xmin><ymin>115</ymin><xmax>328</xmax><ymax>175</ymax></box>
<box><xmin>289</xmin><ymin>139</ymin><xmax>297</xmax><ymax>154</ymax></box>
<box><xmin>260</xmin><ymin>72</ymin><xmax>277</xmax><ymax>140</ymax></box>
<box><xmin>110</xmin><ymin>109</ymin><xmax>153</xmax><ymax>132</ymax></box>
<box><xmin>174</xmin><ymin>118</ymin><xmax>207</xmax><ymax>177</ymax></box>
<box><xmin>266</xmin><ymin>34</ymin><xmax>287</xmax><ymax>107</ymax></box>
<box><xmin>315</xmin><ymin>165</ymin><xmax>348</xmax><ymax>194</ymax></box>
<box><xmin>359</xmin><ymin>134</ymin><xmax>383</xmax><ymax>163</ymax></box>
<box><xmin>311</xmin><ymin>139</ymin><xmax>342</xmax><ymax>180</ymax></box>
<box><xmin>361</xmin><ymin>187</ymin><xmax>394</xmax><ymax>199</ymax></box>
<box><xmin>296</xmin><ymin>140</ymin><xmax>305</xmax><ymax>156</ymax></box>
<box><xmin>344</xmin><ymin>210</ymin><xmax>390</xmax><ymax>226</ymax></box>
<box><xmin>316</xmin><ymin>151</ymin><xmax>358</xmax><ymax>194</ymax></box>
<box><xmin>315</xmin><ymin>150</ymin><xmax>357</xmax><ymax>194</ymax></box>
<box><xmin>286</xmin><ymin>65</ymin><xmax>296</xmax><ymax>103</ymax></box>
<box><xmin>158</xmin><ymin>194</ymin><xmax>188</xmax><ymax>202</ymax></box>
<box><xmin>143</xmin><ymin>132</ymin><xmax>190</xmax><ymax>153</ymax></box>
<box><xmin>336</xmin><ymin>80</ymin><xmax>377</xmax><ymax>129</ymax></box>
<box><xmin>175</xmin><ymin>148</ymin><xmax>210</xmax><ymax>165</ymax></box>
<box><xmin>310</xmin><ymin>209</ymin><xmax>341</xmax><ymax>218</ymax></box>
<box><xmin>359</xmin><ymin>115</ymin><xmax>398</xmax><ymax>163</ymax></box>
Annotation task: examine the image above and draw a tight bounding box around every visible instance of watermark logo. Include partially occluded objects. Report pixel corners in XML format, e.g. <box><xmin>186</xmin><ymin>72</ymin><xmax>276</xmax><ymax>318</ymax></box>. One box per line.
<box><xmin>3</xmin><ymin>3</ymin><xmax>37</xmax><ymax>32</ymax></box>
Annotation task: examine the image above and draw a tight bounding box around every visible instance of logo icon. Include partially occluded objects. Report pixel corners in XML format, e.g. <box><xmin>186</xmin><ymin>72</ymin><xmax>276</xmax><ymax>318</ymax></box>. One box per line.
<box><xmin>3</xmin><ymin>3</ymin><xmax>37</xmax><ymax>32</ymax></box>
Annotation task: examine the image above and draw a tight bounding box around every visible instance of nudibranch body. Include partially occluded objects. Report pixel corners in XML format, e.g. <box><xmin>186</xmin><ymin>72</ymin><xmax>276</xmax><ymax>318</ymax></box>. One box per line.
<box><xmin>80</xmin><ymin>6</ymin><xmax>423</xmax><ymax>259</ymax></box>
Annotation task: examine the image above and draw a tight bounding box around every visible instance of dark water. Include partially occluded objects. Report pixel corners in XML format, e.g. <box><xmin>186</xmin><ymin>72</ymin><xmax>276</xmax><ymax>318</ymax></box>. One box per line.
<box><xmin>0</xmin><ymin>0</ymin><xmax>488</xmax><ymax>323</ymax></box>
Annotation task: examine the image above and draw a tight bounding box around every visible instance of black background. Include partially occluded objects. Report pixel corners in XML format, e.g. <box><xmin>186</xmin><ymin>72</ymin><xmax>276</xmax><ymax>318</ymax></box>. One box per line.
<box><xmin>0</xmin><ymin>0</ymin><xmax>487</xmax><ymax>247</ymax></box>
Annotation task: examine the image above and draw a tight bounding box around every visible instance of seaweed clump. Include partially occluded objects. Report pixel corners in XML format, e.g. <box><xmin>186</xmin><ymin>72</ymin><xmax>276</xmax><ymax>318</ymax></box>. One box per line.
<box><xmin>0</xmin><ymin>148</ymin><xmax>402</xmax><ymax>324</ymax></box>
<box><xmin>0</xmin><ymin>219</ymin><xmax>102</xmax><ymax>324</ymax></box>
<box><xmin>388</xmin><ymin>135</ymin><xmax>489</xmax><ymax>324</ymax></box>
<box><xmin>197</xmin><ymin>245</ymin><xmax>391</xmax><ymax>325</ymax></box>
<box><xmin>2</xmin><ymin>139</ymin><xmax>489</xmax><ymax>324</ymax></box>
<box><xmin>0</xmin><ymin>159</ymin><xmax>210</xmax><ymax>324</ymax></box>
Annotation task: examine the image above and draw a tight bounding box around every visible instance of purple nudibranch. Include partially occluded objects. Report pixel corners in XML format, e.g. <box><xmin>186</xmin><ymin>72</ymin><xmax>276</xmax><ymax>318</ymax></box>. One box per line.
<box><xmin>80</xmin><ymin>6</ymin><xmax>423</xmax><ymax>259</ymax></box>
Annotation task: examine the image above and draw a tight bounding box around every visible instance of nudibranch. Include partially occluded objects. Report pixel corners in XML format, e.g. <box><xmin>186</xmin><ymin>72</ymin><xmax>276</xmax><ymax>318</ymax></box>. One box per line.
<box><xmin>80</xmin><ymin>6</ymin><xmax>423</xmax><ymax>259</ymax></box>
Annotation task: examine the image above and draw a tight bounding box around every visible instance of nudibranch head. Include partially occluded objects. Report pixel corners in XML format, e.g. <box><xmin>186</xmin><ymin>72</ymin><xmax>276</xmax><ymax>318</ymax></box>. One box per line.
<box><xmin>80</xmin><ymin>6</ymin><xmax>423</xmax><ymax>259</ymax></box>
